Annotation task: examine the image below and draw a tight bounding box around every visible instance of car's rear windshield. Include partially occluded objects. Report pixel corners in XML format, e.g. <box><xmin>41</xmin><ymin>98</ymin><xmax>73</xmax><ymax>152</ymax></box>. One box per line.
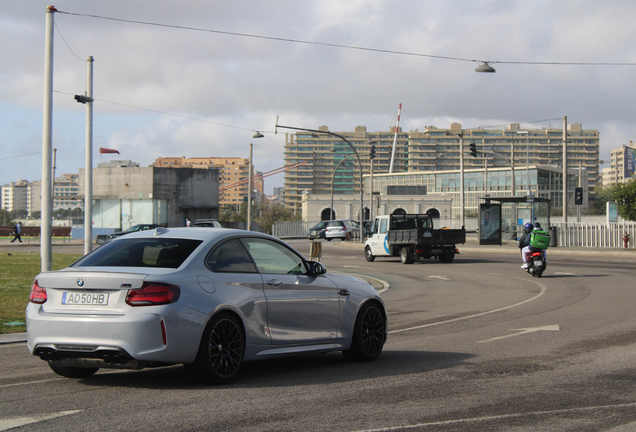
<box><xmin>328</xmin><ymin>221</ymin><xmax>344</xmax><ymax>227</ymax></box>
<box><xmin>72</xmin><ymin>238</ymin><xmax>203</xmax><ymax>269</ymax></box>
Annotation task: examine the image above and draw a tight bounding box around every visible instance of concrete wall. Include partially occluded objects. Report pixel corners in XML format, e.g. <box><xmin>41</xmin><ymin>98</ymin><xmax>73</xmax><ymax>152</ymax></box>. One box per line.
<box><xmin>79</xmin><ymin>166</ymin><xmax>219</xmax><ymax>228</ymax></box>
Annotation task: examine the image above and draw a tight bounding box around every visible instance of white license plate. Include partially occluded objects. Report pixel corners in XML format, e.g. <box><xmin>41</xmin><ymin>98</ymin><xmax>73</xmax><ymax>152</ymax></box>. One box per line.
<box><xmin>533</xmin><ymin>259</ymin><xmax>543</xmax><ymax>267</ymax></box>
<box><xmin>61</xmin><ymin>292</ymin><xmax>109</xmax><ymax>306</ymax></box>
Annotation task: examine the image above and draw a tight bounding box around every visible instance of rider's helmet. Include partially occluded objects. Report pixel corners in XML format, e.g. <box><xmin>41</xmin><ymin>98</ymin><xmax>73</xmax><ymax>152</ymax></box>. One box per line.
<box><xmin>524</xmin><ymin>222</ymin><xmax>534</xmax><ymax>233</ymax></box>
<box><xmin>534</xmin><ymin>222</ymin><xmax>542</xmax><ymax>229</ymax></box>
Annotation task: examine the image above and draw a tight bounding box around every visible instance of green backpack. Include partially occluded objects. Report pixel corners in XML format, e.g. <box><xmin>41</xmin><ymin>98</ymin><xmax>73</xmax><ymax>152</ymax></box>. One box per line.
<box><xmin>529</xmin><ymin>229</ymin><xmax>550</xmax><ymax>249</ymax></box>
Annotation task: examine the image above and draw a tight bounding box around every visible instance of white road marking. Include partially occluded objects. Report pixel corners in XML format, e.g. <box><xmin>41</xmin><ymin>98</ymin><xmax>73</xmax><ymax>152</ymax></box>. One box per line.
<box><xmin>427</xmin><ymin>275</ymin><xmax>449</xmax><ymax>281</ymax></box>
<box><xmin>351</xmin><ymin>402</ymin><xmax>636</xmax><ymax>431</ymax></box>
<box><xmin>0</xmin><ymin>378</ymin><xmax>64</xmax><ymax>389</ymax></box>
<box><xmin>554</xmin><ymin>272</ymin><xmax>575</xmax><ymax>275</ymax></box>
<box><xmin>477</xmin><ymin>324</ymin><xmax>560</xmax><ymax>343</ymax></box>
<box><xmin>343</xmin><ymin>265</ymin><xmax>375</xmax><ymax>269</ymax></box>
<box><xmin>0</xmin><ymin>410</ymin><xmax>81</xmax><ymax>431</ymax></box>
<box><xmin>390</xmin><ymin>279</ymin><xmax>547</xmax><ymax>334</ymax></box>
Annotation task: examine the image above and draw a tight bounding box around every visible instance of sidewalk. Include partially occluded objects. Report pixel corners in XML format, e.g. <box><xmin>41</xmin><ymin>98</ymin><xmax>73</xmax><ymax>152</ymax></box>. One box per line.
<box><xmin>0</xmin><ymin>332</ymin><xmax>27</xmax><ymax>345</ymax></box>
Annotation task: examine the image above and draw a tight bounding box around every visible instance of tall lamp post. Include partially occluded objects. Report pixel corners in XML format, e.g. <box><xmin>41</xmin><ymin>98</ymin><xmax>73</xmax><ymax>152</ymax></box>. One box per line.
<box><xmin>517</xmin><ymin>130</ymin><xmax>530</xmax><ymax>195</ymax></box>
<box><xmin>247</xmin><ymin>132</ymin><xmax>264</xmax><ymax>231</ymax></box>
<box><xmin>275</xmin><ymin>118</ymin><xmax>365</xmax><ymax>243</ymax></box>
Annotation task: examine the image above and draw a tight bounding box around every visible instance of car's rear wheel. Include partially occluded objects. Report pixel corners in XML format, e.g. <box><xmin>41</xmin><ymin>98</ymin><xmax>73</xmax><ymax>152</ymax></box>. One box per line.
<box><xmin>400</xmin><ymin>247</ymin><xmax>414</xmax><ymax>264</ymax></box>
<box><xmin>438</xmin><ymin>252</ymin><xmax>454</xmax><ymax>263</ymax></box>
<box><xmin>48</xmin><ymin>362</ymin><xmax>99</xmax><ymax>378</ymax></box>
<box><xmin>187</xmin><ymin>312</ymin><xmax>245</xmax><ymax>385</ymax></box>
<box><xmin>343</xmin><ymin>302</ymin><xmax>386</xmax><ymax>362</ymax></box>
<box><xmin>364</xmin><ymin>246</ymin><xmax>375</xmax><ymax>262</ymax></box>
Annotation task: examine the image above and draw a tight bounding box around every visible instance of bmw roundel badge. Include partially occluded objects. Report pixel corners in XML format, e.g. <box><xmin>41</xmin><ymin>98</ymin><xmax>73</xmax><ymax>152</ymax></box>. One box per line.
<box><xmin>77</xmin><ymin>278</ymin><xmax>84</xmax><ymax>287</ymax></box>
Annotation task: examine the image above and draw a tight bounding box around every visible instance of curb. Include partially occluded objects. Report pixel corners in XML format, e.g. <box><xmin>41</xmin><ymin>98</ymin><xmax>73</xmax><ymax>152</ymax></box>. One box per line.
<box><xmin>0</xmin><ymin>333</ymin><xmax>27</xmax><ymax>345</ymax></box>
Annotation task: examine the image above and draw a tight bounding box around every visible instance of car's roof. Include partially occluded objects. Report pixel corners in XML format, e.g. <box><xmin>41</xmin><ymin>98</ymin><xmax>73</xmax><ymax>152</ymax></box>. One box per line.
<box><xmin>110</xmin><ymin>227</ymin><xmax>272</xmax><ymax>242</ymax></box>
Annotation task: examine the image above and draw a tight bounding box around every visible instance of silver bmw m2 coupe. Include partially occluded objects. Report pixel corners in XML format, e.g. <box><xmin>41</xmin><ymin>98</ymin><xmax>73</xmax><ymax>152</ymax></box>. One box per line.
<box><xmin>26</xmin><ymin>227</ymin><xmax>387</xmax><ymax>384</ymax></box>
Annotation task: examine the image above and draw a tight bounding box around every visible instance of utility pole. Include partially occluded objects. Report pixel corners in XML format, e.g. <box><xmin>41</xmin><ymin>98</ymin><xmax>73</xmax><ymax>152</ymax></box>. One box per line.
<box><xmin>459</xmin><ymin>133</ymin><xmax>464</xmax><ymax>229</ymax></box>
<box><xmin>41</xmin><ymin>5</ymin><xmax>57</xmax><ymax>272</ymax></box>
<box><xmin>563</xmin><ymin>116</ymin><xmax>568</xmax><ymax>223</ymax></box>
<box><xmin>84</xmin><ymin>56</ymin><xmax>94</xmax><ymax>254</ymax></box>
<box><xmin>247</xmin><ymin>143</ymin><xmax>253</xmax><ymax>231</ymax></box>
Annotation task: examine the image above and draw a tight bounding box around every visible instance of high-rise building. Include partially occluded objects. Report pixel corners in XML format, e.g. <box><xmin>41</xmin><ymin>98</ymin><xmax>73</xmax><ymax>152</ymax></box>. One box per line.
<box><xmin>283</xmin><ymin>122</ymin><xmax>600</xmax><ymax>211</ymax></box>
<box><xmin>1</xmin><ymin>180</ymin><xmax>29</xmax><ymax>213</ymax></box>
<box><xmin>153</xmin><ymin>156</ymin><xmax>263</xmax><ymax>208</ymax></box>
<box><xmin>601</xmin><ymin>144</ymin><xmax>636</xmax><ymax>186</ymax></box>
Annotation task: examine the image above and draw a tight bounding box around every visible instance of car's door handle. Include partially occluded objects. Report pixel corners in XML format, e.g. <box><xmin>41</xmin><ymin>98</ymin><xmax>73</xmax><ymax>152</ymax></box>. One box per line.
<box><xmin>267</xmin><ymin>279</ymin><xmax>283</xmax><ymax>287</ymax></box>
<box><xmin>339</xmin><ymin>289</ymin><xmax>350</xmax><ymax>296</ymax></box>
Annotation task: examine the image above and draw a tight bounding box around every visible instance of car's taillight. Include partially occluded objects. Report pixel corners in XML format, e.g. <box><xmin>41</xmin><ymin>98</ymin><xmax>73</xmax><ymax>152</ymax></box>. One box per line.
<box><xmin>125</xmin><ymin>283</ymin><xmax>180</xmax><ymax>307</ymax></box>
<box><xmin>29</xmin><ymin>280</ymin><xmax>47</xmax><ymax>304</ymax></box>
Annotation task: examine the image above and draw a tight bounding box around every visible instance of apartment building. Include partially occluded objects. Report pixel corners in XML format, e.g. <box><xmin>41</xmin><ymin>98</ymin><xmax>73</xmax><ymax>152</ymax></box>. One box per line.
<box><xmin>154</xmin><ymin>156</ymin><xmax>263</xmax><ymax>209</ymax></box>
<box><xmin>53</xmin><ymin>174</ymin><xmax>82</xmax><ymax>211</ymax></box>
<box><xmin>1</xmin><ymin>174</ymin><xmax>82</xmax><ymax>216</ymax></box>
<box><xmin>601</xmin><ymin>144</ymin><xmax>636</xmax><ymax>186</ymax></box>
<box><xmin>283</xmin><ymin>122</ymin><xmax>600</xmax><ymax>211</ymax></box>
<box><xmin>1</xmin><ymin>180</ymin><xmax>29</xmax><ymax>213</ymax></box>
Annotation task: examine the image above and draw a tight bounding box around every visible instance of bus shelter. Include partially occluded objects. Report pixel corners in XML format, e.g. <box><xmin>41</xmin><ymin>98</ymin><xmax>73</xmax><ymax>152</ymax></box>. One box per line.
<box><xmin>479</xmin><ymin>196</ymin><xmax>551</xmax><ymax>246</ymax></box>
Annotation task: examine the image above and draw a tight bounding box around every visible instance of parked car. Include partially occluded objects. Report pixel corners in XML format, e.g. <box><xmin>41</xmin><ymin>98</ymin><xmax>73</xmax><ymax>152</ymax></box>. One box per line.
<box><xmin>192</xmin><ymin>219</ymin><xmax>222</xmax><ymax>228</ymax></box>
<box><xmin>308</xmin><ymin>221</ymin><xmax>329</xmax><ymax>240</ymax></box>
<box><xmin>26</xmin><ymin>227</ymin><xmax>387</xmax><ymax>384</ymax></box>
<box><xmin>106</xmin><ymin>224</ymin><xmax>163</xmax><ymax>242</ymax></box>
<box><xmin>325</xmin><ymin>219</ymin><xmax>360</xmax><ymax>241</ymax></box>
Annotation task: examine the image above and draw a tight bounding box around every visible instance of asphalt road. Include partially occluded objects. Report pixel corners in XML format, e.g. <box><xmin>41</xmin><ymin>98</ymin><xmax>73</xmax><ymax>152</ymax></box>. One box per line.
<box><xmin>2</xmin><ymin>240</ymin><xmax>636</xmax><ymax>431</ymax></box>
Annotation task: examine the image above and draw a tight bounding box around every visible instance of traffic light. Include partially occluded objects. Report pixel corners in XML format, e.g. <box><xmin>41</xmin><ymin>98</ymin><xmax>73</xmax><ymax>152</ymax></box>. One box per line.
<box><xmin>369</xmin><ymin>144</ymin><xmax>376</xmax><ymax>160</ymax></box>
<box><xmin>74</xmin><ymin>94</ymin><xmax>93</xmax><ymax>104</ymax></box>
<box><xmin>469</xmin><ymin>142</ymin><xmax>477</xmax><ymax>157</ymax></box>
<box><xmin>574</xmin><ymin>187</ymin><xmax>583</xmax><ymax>205</ymax></box>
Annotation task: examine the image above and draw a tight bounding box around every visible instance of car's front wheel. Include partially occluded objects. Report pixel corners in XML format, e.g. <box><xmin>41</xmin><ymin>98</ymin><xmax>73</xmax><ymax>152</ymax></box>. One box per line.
<box><xmin>187</xmin><ymin>312</ymin><xmax>245</xmax><ymax>385</ymax></box>
<box><xmin>343</xmin><ymin>302</ymin><xmax>386</xmax><ymax>362</ymax></box>
<box><xmin>48</xmin><ymin>363</ymin><xmax>99</xmax><ymax>378</ymax></box>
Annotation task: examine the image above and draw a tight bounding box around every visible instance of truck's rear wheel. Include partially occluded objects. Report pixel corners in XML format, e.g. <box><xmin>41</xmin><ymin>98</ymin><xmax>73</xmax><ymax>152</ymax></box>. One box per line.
<box><xmin>438</xmin><ymin>251</ymin><xmax>455</xmax><ymax>263</ymax></box>
<box><xmin>365</xmin><ymin>246</ymin><xmax>375</xmax><ymax>262</ymax></box>
<box><xmin>400</xmin><ymin>247</ymin><xmax>414</xmax><ymax>264</ymax></box>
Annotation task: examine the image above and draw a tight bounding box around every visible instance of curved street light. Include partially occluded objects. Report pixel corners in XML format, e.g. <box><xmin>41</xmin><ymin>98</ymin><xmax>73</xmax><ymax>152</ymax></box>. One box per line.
<box><xmin>330</xmin><ymin>155</ymin><xmax>357</xmax><ymax>221</ymax></box>
<box><xmin>275</xmin><ymin>117</ymin><xmax>365</xmax><ymax>243</ymax></box>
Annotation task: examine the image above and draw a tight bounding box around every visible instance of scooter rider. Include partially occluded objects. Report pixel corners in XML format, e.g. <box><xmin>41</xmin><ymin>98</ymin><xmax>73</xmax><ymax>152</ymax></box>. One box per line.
<box><xmin>518</xmin><ymin>222</ymin><xmax>534</xmax><ymax>269</ymax></box>
<box><xmin>520</xmin><ymin>222</ymin><xmax>548</xmax><ymax>269</ymax></box>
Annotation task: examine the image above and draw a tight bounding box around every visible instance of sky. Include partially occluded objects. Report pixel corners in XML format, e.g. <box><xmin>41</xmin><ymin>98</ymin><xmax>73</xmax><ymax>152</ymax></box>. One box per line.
<box><xmin>3</xmin><ymin>0</ymin><xmax>636</xmax><ymax>194</ymax></box>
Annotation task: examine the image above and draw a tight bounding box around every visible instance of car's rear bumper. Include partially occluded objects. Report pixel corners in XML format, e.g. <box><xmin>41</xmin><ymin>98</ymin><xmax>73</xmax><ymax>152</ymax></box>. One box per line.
<box><xmin>25</xmin><ymin>303</ymin><xmax>206</xmax><ymax>364</ymax></box>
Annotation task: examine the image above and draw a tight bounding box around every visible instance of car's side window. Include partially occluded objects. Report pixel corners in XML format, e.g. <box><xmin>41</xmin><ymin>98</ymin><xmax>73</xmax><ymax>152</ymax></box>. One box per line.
<box><xmin>206</xmin><ymin>239</ymin><xmax>257</xmax><ymax>273</ymax></box>
<box><xmin>240</xmin><ymin>238</ymin><xmax>307</xmax><ymax>275</ymax></box>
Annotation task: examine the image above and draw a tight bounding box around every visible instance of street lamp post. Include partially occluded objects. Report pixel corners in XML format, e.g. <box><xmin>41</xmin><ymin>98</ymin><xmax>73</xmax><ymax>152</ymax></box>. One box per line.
<box><xmin>247</xmin><ymin>132</ymin><xmax>264</xmax><ymax>231</ymax></box>
<box><xmin>275</xmin><ymin>118</ymin><xmax>365</xmax><ymax>243</ymax></box>
<box><xmin>517</xmin><ymin>130</ymin><xmax>530</xmax><ymax>195</ymax></box>
<box><xmin>330</xmin><ymin>155</ymin><xmax>356</xmax><ymax>221</ymax></box>
<box><xmin>458</xmin><ymin>133</ymin><xmax>464</xmax><ymax>229</ymax></box>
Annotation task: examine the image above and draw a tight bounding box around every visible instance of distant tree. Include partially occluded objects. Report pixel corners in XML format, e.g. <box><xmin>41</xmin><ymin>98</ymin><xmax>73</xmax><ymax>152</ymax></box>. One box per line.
<box><xmin>588</xmin><ymin>185</ymin><xmax>613</xmax><ymax>215</ymax></box>
<box><xmin>254</xmin><ymin>203</ymin><xmax>301</xmax><ymax>235</ymax></box>
<box><xmin>0</xmin><ymin>209</ymin><xmax>13</xmax><ymax>227</ymax></box>
<box><xmin>612</xmin><ymin>179</ymin><xmax>636</xmax><ymax>221</ymax></box>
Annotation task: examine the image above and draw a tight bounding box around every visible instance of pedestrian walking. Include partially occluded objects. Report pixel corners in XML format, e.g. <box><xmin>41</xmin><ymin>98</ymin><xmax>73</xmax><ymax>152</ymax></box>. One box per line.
<box><xmin>10</xmin><ymin>222</ymin><xmax>22</xmax><ymax>243</ymax></box>
<box><xmin>186</xmin><ymin>218</ymin><xmax>191</xmax><ymax>227</ymax></box>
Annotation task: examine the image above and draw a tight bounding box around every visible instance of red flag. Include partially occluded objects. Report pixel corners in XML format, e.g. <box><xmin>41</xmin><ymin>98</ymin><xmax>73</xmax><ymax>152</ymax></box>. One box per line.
<box><xmin>99</xmin><ymin>147</ymin><xmax>120</xmax><ymax>154</ymax></box>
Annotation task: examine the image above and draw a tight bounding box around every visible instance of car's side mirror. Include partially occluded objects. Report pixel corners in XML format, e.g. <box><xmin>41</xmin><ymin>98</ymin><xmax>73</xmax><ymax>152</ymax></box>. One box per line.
<box><xmin>307</xmin><ymin>261</ymin><xmax>327</xmax><ymax>276</ymax></box>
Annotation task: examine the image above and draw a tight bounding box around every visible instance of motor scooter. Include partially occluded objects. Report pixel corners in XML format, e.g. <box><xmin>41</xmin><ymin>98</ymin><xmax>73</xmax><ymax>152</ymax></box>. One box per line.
<box><xmin>525</xmin><ymin>249</ymin><xmax>546</xmax><ymax>277</ymax></box>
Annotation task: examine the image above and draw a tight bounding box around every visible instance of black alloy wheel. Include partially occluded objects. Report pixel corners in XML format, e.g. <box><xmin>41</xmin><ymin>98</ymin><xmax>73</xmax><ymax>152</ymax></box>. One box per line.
<box><xmin>188</xmin><ymin>313</ymin><xmax>245</xmax><ymax>384</ymax></box>
<box><xmin>343</xmin><ymin>302</ymin><xmax>386</xmax><ymax>362</ymax></box>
